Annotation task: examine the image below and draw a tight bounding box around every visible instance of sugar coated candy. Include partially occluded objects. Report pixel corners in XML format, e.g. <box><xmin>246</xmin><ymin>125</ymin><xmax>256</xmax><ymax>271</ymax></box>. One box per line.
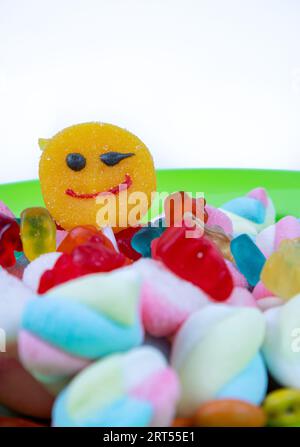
<box><xmin>0</xmin><ymin>212</ymin><xmax>22</xmax><ymax>267</ymax></box>
<box><xmin>194</xmin><ymin>399</ymin><xmax>266</xmax><ymax>427</ymax></box>
<box><xmin>19</xmin><ymin>269</ymin><xmax>143</xmax><ymax>393</ymax></box>
<box><xmin>52</xmin><ymin>347</ymin><xmax>180</xmax><ymax>427</ymax></box>
<box><xmin>171</xmin><ymin>305</ymin><xmax>267</xmax><ymax>417</ymax></box>
<box><xmin>262</xmin><ymin>294</ymin><xmax>300</xmax><ymax>388</ymax></box>
<box><xmin>261</xmin><ymin>239</ymin><xmax>300</xmax><ymax>299</ymax></box>
<box><xmin>153</xmin><ymin>226</ymin><xmax>233</xmax><ymax>301</ymax></box>
<box><xmin>263</xmin><ymin>388</ymin><xmax>300</xmax><ymax>427</ymax></box>
<box><xmin>20</xmin><ymin>207</ymin><xmax>56</xmax><ymax>261</ymax></box>
<box><xmin>231</xmin><ymin>234</ymin><xmax>266</xmax><ymax>286</ymax></box>
<box><xmin>39</xmin><ymin>122</ymin><xmax>156</xmax><ymax>231</ymax></box>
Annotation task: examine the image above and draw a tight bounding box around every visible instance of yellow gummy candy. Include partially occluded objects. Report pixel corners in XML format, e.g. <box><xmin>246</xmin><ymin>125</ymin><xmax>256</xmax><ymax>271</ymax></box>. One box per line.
<box><xmin>20</xmin><ymin>207</ymin><xmax>56</xmax><ymax>261</ymax></box>
<box><xmin>261</xmin><ymin>238</ymin><xmax>300</xmax><ymax>299</ymax></box>
<box><xmin>39</xmin><ymin>122</ymin><xmax>156</xmax><ymax>231</ymax></box>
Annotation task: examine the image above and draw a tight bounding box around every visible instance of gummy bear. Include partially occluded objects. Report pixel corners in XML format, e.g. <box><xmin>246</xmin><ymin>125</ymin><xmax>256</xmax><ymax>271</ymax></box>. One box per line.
<box><xmin>153</xmin><ymin>225</ymin><xmax>233</xmax><ymax>301</ymax></box>
<box><xmin>231</xmin><ymin>234</ymin><xmax>266</xmax><ymax>287</ymax></box>
<box><xmin>115</xmin><ymin>226</ymin><xmax>142</xmax><ymax>261</ymax></box>
<box><xmin>164</xmin><ymin>191</ymin><xmax>208</xmax><ymax>227</ymax></box>
<box><xmin>261</xmin><ymin>238</ymin><xmax>300</xmax><ymax>299</ymax></box>
<box><xmin>38</xmin><ymin>236</ymin><xmax>130</xmax><ymax>293</ymax></box>
<box><xmin>131</xmin><ymin>226</ymin><xmax>165</xmax><ymax>258</ymax></box>
<box><xmin>20</xmin><ymin>207</ymin><xmax>56</xmax><ymax>261</ymax></box>
<box><xmin>57</xmin><ymin>225</ymin><xmax>114</xmax><ymax>254</ymax></box>
<box><xmin>204</xmin><ymin>225</ymin><xmax>233</xmax><ymax>262</ymax></box>
<box><xmin>0</xmin><ymin>212</ymin><xmax>22</xmax><ymax>268</ymax></box>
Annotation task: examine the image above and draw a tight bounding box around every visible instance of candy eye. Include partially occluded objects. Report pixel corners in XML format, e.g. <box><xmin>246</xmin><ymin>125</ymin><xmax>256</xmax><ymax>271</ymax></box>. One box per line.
<box><xmin>66</xmin><ymin>153</ymin><xmax>86</xmax><ymax>171</ymax></box>
<box><xmin>100</xmin><ymin>151</ymin><xmax>135</xmax><ymax>166</ymax></box>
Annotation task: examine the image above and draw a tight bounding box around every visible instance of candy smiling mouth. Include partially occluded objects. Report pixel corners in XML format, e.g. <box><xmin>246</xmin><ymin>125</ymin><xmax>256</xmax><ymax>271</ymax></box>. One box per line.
<box><xmin>65</xmin><ymin>174</ymin><xmax>132</xmax><ymax>199</ymax></box>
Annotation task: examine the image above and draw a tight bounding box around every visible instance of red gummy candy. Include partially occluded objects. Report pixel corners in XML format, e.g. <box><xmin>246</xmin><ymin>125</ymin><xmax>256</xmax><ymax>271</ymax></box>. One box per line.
<box><xmin>38</xmin><ymin>237</ymin><xmax>131</xmax><ymax>294</ymax></box>
<box><xmin>115</xmin><ymin>226</ymin><xmax>142</xmax><ymax>261</ymax></box>
<box><xmin>153</xmin><ymin>226</ymin><xmax>233</xmax><ymax>301</ymax></box>
<box><xmin>164</xmin><ymin>192</ymin><xmax>208</xmax><ymax>227</ymax></box>
<box><xmin>0</xmin><ymin>212</ymin><xmax>22</xmax><ymax>268</ymax></box>
<box><xmin>57</xmin><ymin>225</ymin><xmax>114</xmax><ymax>254</ymax></box>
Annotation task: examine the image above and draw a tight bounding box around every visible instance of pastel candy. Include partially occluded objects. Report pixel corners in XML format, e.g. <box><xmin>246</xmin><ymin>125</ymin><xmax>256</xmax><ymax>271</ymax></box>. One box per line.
<box><xmin>205</xmin><ymin>205</ymin><xmax>233</xmax><ymax>235</ymax></box>
<box><xmin>171</xmin><ymin>305</ymin><xmax>266</xmax><ymax>416</ymax></box>
<box><xmin>225</xmin><ymin>260</ymin><xmax>248</xmax><ymax>288</ymax></box>
<box><xmin>23</xmin><ymin>252</ymin><xmax>62</xmax><ymax>292</ymax></box>
<box><xmin>253</xmin><ymin>281</ymin><xmax>274</xmax><ymax>300</ymax></box>
<box><xmin>231</xmin><ymin>234</ymin><xmax>266</xmax><ymax>286</ymax></box>
<box><xmin>221</xmin><ymin>187</ymin><xmax>275</xmax><ymax>234</ymax></box>
<box><xmin>131</xmin><ymin>259</ymin><xmax>211</xmax><ymax>337</ymax></box>
<box><xmin>256</xmin><ymin>216</ymin><xmax>300</xmax><ymax>258</ymax></box>
<box><xmin>0</xmin><ymin>269</ymin><xmax>33</xmax><ymax>352</ymax></box>
<box><xmin>19</xmin><ymin>269</ymin><xmax>143</xmax><ymax>391</ymax></box>
<box><xmin>226</xmin><ymin>287</ymin><xmax>257</xmax><ymax>308</ymax></box>
<box><xmin>52</xmin><ymin>347</ymin><xmax>180</xmax><ymax>427</ymax></box>
<box><xmin>262</xmin><ymin>295</ymin><xmax>300</xmax><ymax>388</ymax></box>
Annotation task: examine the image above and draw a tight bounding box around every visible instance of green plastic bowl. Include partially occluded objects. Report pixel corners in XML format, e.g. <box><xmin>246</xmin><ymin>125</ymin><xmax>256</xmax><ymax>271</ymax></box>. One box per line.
<box><xmin>0</xmin><ymin>168</ymin><xmax>299</xmax><ymax>220</ymax></box>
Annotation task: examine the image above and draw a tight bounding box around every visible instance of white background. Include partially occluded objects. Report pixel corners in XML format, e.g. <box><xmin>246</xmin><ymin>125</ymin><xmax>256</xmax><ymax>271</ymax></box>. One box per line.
<box><xmin>0</xmin><ymin>0</ymin><xmax>299</xmax><ymax>183</ymax></box>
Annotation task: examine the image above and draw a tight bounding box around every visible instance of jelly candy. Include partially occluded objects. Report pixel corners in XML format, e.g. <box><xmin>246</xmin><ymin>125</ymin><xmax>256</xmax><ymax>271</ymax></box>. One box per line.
<box><xmin>231</xmin><ymin>234</ymin><xmax>266</xmax><ymax>286</ymax></box>
<box><xmin>131</xmin><ymin>226</ymin><xmax>165</xmax><ymax>258</ymax></box>
<box><xmin>20</xmin><ymin>207</ymin><xmax>56</xmax><ymax>261</ymax></box>
<box><xmin>153</xmin><ymin>226</ymin><xmax>233</xmax><ymax>301</ymax></box>
<box><xmin>57</xmin><ymin>225</ymin><xmax>114</xmax><ymax>253</ymax></box>
<box><xmin>39</xmin><ymin>122</ymin><xmax>156</xmax><ymax>231</ymax></box>
<box><xmin>132</xmin><ymin>258</ymin><xmax>210</xmax><ymax>337</ymax></box>
<box><xmin>172</xmin><ymin>418</ymin><xmax>194</xmax><ymax>427</ymax></box>
<box><xmin>38</xmin><ymin>236</ymin><xmax>130</xmax><ymax>293</ymax></box>
<box><xmin>262</xmin><ymin>295</ymin><xmax>300</xmax><ymax>388</ymax></box>
<box><xmin>115</xmin><ymin>226</ymin><xmax>142</xmax><ymax>261</ymax></box>
<box><xmin>23</xmin><ymin>252</ymin><xmax>62</xmax><ymax>292</ymax></box>
<box><xmin>171</xmin><ymin>305</ymin><xmax>266</xmax><ymax>416</ymax></box>
<box><xmin>52</xmin><ymin>347</ymin><xmax>179</xmax><ymax>427</ymax></box>
<box><xmin>194</xmin><ymin>399</ymin><xmax>266</xmax><ymax>427</ymax></box>
<box><xmin>0</xmin><ymin>417</ymin><xmax>47</xmax><ymax>427</ymax></box>
<box><xmin>19</xmin><ymin>269</ymin><xmax>143</xmax><ymax>393</ymax></box>
<box><xmin>261</xmin><ymin>239</ymin><xmax>300</xmax><ymax>299</ymax></box>
<box><xmin>263</xmin><ymin>389</ymin><xmax>300</xmax><ymax>427</ymax></box>
<box><xmin>204</xmin><ymin>225</ymin><xmax>233</xmax><ymax>262</ymax></box>
<box><xmin>205</xmin><ymin>205</ymin><xmax>233</xmax><ymax>235</ymax></box>
<box><xmin>0</xmin><ymin>212</ymin><xmax>22</xmax><ymax>267</ymax></box>
<box><xmin>164</xmin><ymin>191</ymin><xmax>207</xmax><ymax>227</ymax></box>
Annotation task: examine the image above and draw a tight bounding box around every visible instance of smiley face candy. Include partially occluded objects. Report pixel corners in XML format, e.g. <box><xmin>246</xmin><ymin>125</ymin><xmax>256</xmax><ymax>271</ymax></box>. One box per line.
<box><xmin>39</xmin><ymin>122</ymin><xmax>156</xmax><ymax>231</ymax></box>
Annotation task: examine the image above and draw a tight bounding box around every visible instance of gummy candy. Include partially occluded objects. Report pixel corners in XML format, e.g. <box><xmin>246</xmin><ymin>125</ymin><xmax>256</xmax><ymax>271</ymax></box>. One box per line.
<box><xmin>261</xmin><ymin>239</ymin><xmax>300</xmax><ymax>299</ymax></box>
<box><xmin>204</xmin><ymin>225</ymin><xmax>233</xmax><ymax>262</ymax></box>
<box><xmin>115</xmin><ymin>226</ymin><xmax>142</xmax><ymax>261</ymax></box>
<box><xmin>131</xmin><ymin>226</ymin><xmax>165</xmax><ymax>258</ymax></box>
<box><xmin>263</xmin><ymin>389</ymin><xmax>300</xmax><ymax>427</ymax></box>
<box><xmin>39</xmin><ymin>122</ymin><xmax>156</xmax><ymax>231</ymax></box>
<box><xmin>0</xmin><ymin>212</ymin><xmax>22</xmax><ymax>268</ymax></box>
<box><xmin>230</xmin><ymin>234</ymin><xmax>266</xmax><ymax>286</ymax></box>
<box><xmin>164</xmin><ymin>191</ymin><xmax>207</xmax><ymax>227</ymax></box>
<box><xmin>20</xmin><ymin>207</ymin><xmax>56</xmax><ymax>262</ymax></box>
<box><xmin>153</xmin><ymin>226</ymin><xmax>233</xmax><ymax>301</ymax></box>
<box><xmin>52</xmin><ymin>347</ymin><xmax>179</xmax><ymax>427</ymax></box>
<box><xmin>57</xmin><ymin>225</ymin><xmax>114</xmax><ymax>253</ymax></box>
<box><xmin>171</xmin><ymin>305</ymin><xmax>266</xmax><ymax>416</ymax></box>
<box><xmin>38</xmin><ymin>235</ymin><xmax>130</xmax><ymax>293</ymax></box>
<box><xmin>194</xmin><ymin>399</ymin><xmax>266</xmax><ymax>427</ymax></box>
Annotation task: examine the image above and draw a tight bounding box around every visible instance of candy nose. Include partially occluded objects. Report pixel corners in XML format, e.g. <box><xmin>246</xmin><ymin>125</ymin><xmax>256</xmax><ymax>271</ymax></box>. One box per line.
<box><xmin>100</xmin><ymin>151</ymin><xmax>135</xmax><ymax>166</ymax></box>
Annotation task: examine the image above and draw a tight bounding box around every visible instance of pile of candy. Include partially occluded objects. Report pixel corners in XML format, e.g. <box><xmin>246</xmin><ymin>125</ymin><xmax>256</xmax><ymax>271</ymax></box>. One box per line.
<box><xmin>1</xmin><ymin>122</ymin><xmax>300</xmax><ymax>427</ymax></box>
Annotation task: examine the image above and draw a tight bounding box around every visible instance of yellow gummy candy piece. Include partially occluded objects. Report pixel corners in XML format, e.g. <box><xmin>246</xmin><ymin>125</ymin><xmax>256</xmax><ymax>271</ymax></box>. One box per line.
<box><xmin>39</xmin><ymin>122</ymin><xmax>156</xmax><ymax>231</ymax></box>
<box><xmin>261</xmin><ymin>238</ymin><xmax>300</xmax><ymax>299</ymax></box>
<box><xmin>20</xmin><ymin>207</ymin><xmax>56</xmax><ymax>261</ymax></box>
